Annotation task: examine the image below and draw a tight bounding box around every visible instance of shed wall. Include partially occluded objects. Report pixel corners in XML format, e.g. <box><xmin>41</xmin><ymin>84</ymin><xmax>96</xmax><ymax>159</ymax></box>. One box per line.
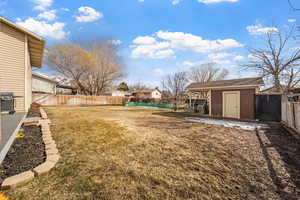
<box><xmin>211</xmin><ymin>88</ymin><xmax>256</xmax><ymax>119</ymax></box>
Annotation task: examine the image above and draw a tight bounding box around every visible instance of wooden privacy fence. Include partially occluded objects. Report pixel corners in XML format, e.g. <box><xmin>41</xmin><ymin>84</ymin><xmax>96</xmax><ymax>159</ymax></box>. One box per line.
<box><xmin>282</xmin><ymin>95</ymin><xmax>300</xmax><ymax>133</ymax></box>
<box><xmin>33</xmin><ymin>94</ymin><xmax>126</xmax><ymax>106</ymax></box>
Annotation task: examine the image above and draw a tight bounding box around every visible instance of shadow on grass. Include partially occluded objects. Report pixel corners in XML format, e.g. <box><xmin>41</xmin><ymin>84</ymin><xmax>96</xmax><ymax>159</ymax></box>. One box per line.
<box><xmin>255</xmin><ymin>126</ymin><xmax>300</xmax><ymax>200</ymax></box>
<box><xmin>152</xmin><ymin>111</ymin><xmax>209</xmax><ymax>119</ymax></box>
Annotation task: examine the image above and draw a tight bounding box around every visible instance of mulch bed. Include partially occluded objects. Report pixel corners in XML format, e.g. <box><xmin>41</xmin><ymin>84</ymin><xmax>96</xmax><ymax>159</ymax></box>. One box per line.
<box><xmin>26</xmin><ymin>103</ymin><xmax>42</xmax><ymax>118</ymax></box>
<box><xmin>0</xmin><ymin>107</ymin><xmax>46</xmax><ymax>183</ymax></box>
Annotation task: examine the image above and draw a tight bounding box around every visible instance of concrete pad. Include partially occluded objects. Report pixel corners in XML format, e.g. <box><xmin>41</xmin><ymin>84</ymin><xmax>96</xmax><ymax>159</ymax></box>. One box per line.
<box><xmin>32</xmin><ymin>161</ymin><xmax>56</xmax><ymax>176</ymax></box>
<box><xmin>1</xmin><ymin>171</ymin><xmax>34</xmax><ymax>189</ymax></box>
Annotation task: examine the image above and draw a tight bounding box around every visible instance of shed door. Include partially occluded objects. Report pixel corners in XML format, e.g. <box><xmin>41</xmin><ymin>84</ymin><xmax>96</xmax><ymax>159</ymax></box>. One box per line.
<box><xmin>223</xmin><ymin>91</ymin><xmax>240</xmax><ymax>119</ymax></box>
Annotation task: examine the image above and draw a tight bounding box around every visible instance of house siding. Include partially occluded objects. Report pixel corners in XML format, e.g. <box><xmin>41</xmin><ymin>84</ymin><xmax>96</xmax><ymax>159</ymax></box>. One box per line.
<box><xmin>0</xmin><ymin>22</ymin><xmax>26</xmax><ymax>112</ymax></box>
<box><xmin>151</xmin><ymin>90</ymin><xmax>162</xmax><ymax>99</ymax></box>
<box><xmin>211</xmin><ymin>89</ymin><xmax>256</xmax><ymax>119</ymax></box>
<box><xmin>32</xmin><ymin>76</ymin><xmax>56</xmax><ymax>94</ymax></box>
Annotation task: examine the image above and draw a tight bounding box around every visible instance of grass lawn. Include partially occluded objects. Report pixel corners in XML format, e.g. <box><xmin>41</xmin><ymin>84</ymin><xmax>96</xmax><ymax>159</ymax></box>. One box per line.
<box><xmin>5</xmin><ymin>106</ymin><xmax>300</xmax><ymax>200</ymax></box>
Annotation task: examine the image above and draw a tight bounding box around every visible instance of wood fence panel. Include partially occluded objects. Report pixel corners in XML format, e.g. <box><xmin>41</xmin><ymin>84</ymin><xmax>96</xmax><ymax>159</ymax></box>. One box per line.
<box><xmin>281</xmin><ymin>94</ymin><xmax>300</xmax><ymax>133</ymax></box>
<box><xmin>33</xmin><ymin>94</ymin><xmax>126</xmax><ymax>106</ymax></box>
<box><xmin>295</xmin><ymin>104</ymin><xmax>300</xmax><ymax>132</ymax></box>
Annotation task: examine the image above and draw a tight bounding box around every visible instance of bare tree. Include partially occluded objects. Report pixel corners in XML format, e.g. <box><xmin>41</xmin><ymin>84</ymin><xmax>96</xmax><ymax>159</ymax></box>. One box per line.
<box><xmin>288</xmin><ymin>0</ymin><xmax>300</xmax><ymax>11</ymax></box>
<box><xmin>189</xmin><ymin>62</ymin><xmax>229</xmax><ymax>83</ymax></box>
<box><xmin>243</xmin><ymin>27</ymin><xmax>300</xmax><ymax>92</ymax></box>
<box><xmin>129</xmin><ymin>81</ymin><xmax>150</xmax><ymax>91</ymax></box>
<box><xmin>161</xmin><ymin>71</ymin><xmax>189</xmax><ymax>111</ymax></box>
<box><xmin>47</xmin><ymin>41</ymin><xmax>125</xmax><ymax>95</ymax></box>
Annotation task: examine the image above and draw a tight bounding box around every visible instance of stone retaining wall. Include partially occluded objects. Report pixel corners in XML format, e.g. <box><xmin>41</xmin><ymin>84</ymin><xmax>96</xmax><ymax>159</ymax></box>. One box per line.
<box><xmin>1</xmin><ymin>108</ymin><xmax>60</xmax><ymax>189</ymax></box>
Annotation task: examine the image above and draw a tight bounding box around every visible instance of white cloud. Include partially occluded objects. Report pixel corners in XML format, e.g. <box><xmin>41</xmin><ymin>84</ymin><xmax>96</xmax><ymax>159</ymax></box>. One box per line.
<box><xmin>133</xmin><ymin>36</ymin><xmax>156</xmax><ymax>44</ymax></box>
<box><xmin>17</xmin><ymin>18</ymin><xmax>68</xmax><ymax>39</ymax></box>
<box><xmin>131</xmin><ymin>42</ymin><xmax>175</xmax><ymax>59</ymax></box>
<box><xmin>38</xmin><ymin>10</ymin><xmax>56</xmax><ymax>21</ymax></box>
<box><xmin>198</xmin><ymin>0</ymin><xmax>239</xmax><ymax>3</ymax></box>
<box><xmin>153</xmin><ymin>68</ymin><xmax>164</xmax><ymax>74</ymax></box>
<box><xmin>208</xmin><ymin>52</ymin><xmax>232</xmax><ymax>60</ymax></box>
<box><xmin>140</xmin><ymin>0</ymin><xmax>238</xmax><ymax>5</ymax></box>
<box><xmin>110</xmin><ymin>40</ymin><xmax>122</xmax><ymax>45</ymax></box>
<box><xmin>246</xmin><ymin>24</ymin><xmax>278</xmax><ymax>35</ymax></box>
<box><xmin>288</xmin><ymin>19</ymin><xmax>296</xmax><ymax>23</ymax></box>
<box><xmin>180</xmin><ymin>59</ymin><xmax>231</xmax><ymax>67</ymax></box>
<box><xmin>156</xmin><ymin>30</ymin><xmax>242</xmax><ymax>53</ymax></box>
<box><xmin>233</xmin><ymin>55</ymin><xmax>244</xmax><ymax>61</ymax></box>
<box><xmin>172</xmin><ymin>0</ymin><xmax>181</xmax><ymax>5</ymax></box>
<box><xmin>181</xmin><ymin>61</ymin><xmax>202</xmax><ymax>67</ymax></box>
<box><xmin>76</xmin><ymin>6</ymin><xmax>103</xmax><ymax>23</ymax></box>
<box><xmin>61</xmin><ymin>7</ymin><xmax>70</xmax><ymax>12</ymax></box>
<box><xmin>248</xmin><ymin>54</ymin><xmax>258</xmax><ymax>60</ymax></box>
<box><xmin>31</xmin><ymin>0</ymin><xmax>53</xmax><ymax>11</ymax></box>
<box><xmin>131</xmin><ymin>31</ymin><xmax>242</xmax><ymax>59</ymax></box>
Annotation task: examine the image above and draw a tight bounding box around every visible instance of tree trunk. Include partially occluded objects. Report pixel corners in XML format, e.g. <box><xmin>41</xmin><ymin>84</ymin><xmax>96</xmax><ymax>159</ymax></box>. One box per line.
<box><xmin>274</xmin><ymin>74</ymin><xmax>281</xmax><ymax>92</ymax></box>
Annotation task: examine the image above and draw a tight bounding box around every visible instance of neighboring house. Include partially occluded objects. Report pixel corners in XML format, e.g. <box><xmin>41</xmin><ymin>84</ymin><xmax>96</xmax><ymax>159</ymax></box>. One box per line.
<box><xmin>0</xmin><ymin>17</ymin><xmax>45</xmax><ymax>112</ymax></box>
<box><xmin>111</xmin><ymin>90</ymin><xmax>131</xmax><ymax>97</ymax></box>
<box><xmin>260</xmin><ymin>85</ymin><xmax>300</xmax><ymax>94</ymax></box>
<box><xmin>56</xmin><ymin>84</ymin><xmax>78</xmax><ymax>95</ymax></box>
<box><xmin>32</xmin><ymin>73</ymin><xmax>57</xmax><ymax>94</ymax></box>
<box><xmin>132</xmin><ymin>89</ymin><xmax>162</xmax><ymax>99</ymax></box>
<box><xmin>187</xmin><ymin>77</ymin><xmax>264</xmax><ymax>120</ymax></box>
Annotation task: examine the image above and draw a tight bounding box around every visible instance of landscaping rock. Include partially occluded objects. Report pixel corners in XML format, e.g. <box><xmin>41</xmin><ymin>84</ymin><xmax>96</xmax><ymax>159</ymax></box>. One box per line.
<box><xmin>47</xmin><ymin>154</ymin><xmax>60</xmax><ymax>163</ymax></box>
<box><xmin>1</xmin><ymin>171</ymin><xmax>34</xmax><ymax>189</ymax></box>
<box><xmin>32</xmin><ymin>161</ymin><xmax>56</xmax><ymax>176</ymax></box>
<box><xmin>46</xmin><ymin>148</ymin><xmax>59</xmax><ymax>155</ymax></box>
<box><xmin>43</xmin><ymin>138</ymin><xmax>54</xmax><ymax>146</ymax></box>
<box><xmin>45</xmin><ymin>143</ymin><xmax>57</xmax><ymax>150</ymax></box>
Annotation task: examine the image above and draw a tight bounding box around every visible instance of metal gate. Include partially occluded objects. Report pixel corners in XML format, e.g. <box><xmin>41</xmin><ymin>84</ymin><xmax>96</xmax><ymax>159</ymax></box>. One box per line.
<box><xmin>255</xmin><ymin>94</ymin><xmax>282</xmax><ymax>122</ymax></box>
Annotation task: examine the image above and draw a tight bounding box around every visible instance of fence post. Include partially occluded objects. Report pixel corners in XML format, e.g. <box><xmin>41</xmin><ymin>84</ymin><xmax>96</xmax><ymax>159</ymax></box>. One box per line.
<box><xmin>292</xmin><ymin>103</ymin><xmax>296</xmax><ymax>129</ymax></box>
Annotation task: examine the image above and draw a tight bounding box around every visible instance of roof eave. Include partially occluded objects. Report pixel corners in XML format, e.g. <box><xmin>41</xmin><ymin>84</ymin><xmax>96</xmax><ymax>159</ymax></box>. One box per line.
<box><xmin>0</xmin><ymin>17</ymin><xmax>45</xmax><ymax>68</ymax></box>
<box><xmin>188</xmin><ymin>84</ymin><xmax>264</xmax><ymax>91</ymax></box>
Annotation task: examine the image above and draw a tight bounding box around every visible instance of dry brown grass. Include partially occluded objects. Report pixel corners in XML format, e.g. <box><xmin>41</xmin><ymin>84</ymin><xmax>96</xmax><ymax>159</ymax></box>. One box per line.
<box><xmin>4</xmin><ymin>106</ymin><xmax>300</xmax><ymax>200</ymax></box>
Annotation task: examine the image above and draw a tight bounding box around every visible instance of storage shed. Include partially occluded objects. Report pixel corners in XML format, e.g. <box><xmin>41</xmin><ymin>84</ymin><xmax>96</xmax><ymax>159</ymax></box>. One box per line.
<box><xmin>187</xmin><ymin>77</ymin><xmax>264</xmax><ymax>120</ymax></box>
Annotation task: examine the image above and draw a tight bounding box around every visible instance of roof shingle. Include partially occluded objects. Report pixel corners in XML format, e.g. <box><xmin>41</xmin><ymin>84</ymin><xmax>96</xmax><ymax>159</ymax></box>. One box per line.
<box><xmin>187</xmin><ymin>77</ymin><xmax>264</xmax><ymax>90</ymax></box>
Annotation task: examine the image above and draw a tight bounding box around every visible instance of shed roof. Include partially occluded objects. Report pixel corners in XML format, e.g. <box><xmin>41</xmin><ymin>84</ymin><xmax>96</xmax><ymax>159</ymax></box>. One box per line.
<box><xmin>0</xmin><ymin>17</ymin><xmax>45</xmax><ymax>67</ymax></box>
<box><xmin>187</xmin><ymin>77</ymin><xmax>264</xmax><ymax>90</ymax></box>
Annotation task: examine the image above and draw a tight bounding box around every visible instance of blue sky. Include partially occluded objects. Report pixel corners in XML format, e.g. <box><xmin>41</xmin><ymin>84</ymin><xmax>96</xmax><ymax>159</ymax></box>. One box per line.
<box><xmin>1</xmin><ymin>0</ymin><xmax>299</xmax><ymax>87</ymax></box>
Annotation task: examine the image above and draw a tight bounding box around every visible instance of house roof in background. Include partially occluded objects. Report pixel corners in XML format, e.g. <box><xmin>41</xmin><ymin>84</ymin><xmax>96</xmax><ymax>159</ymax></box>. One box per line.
<box><xmin>32</xmin><ymin>73</ymin><xmax>57</xmax><ymax>83</ymax></box>
<box><xmin>57</xmin><ymin>84</ymin><xmax>77</xmax><ymax>90</ymax></box>
<box><xmin>0</xmin><ymin>16</ymin><xmax>45</xmax><ymax>67</ymax></box>
<box><xmin>132</xmin><ymin>89</ymin><xmax>160</xmax><ymax>93</ymax></box>
<box><xmin>187</xmin><ymin>77</ymin><xmax>264</xmax><ymax>90</ymax></box>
